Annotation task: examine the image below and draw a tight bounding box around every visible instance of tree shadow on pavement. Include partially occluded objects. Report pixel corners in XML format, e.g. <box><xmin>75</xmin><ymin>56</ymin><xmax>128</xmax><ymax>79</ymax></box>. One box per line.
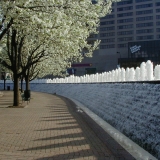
<box><xmin>21</xmin><ymin>95</ymin><xmax>114</xmax><ymax>160</ymax></box>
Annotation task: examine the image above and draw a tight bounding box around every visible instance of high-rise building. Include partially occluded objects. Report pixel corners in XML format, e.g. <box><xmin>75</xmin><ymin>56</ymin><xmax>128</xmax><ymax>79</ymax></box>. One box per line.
<box><xmin>72</xmin><ymin>0</ymin><xmax>160</xmax><ymax>76</ymax></box>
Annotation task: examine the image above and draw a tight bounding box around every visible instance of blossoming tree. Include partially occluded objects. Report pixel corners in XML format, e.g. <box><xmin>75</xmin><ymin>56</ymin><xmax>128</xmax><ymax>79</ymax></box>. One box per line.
<box><xmin>0</xmin><ymin>0</ymin><xmax>120</xmax><ymax>106</ymax></box>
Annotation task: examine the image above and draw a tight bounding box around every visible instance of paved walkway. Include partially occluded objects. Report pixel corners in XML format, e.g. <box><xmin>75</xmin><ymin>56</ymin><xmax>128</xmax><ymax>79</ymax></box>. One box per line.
<box><xmin>0</xmin><ymin>91</ymin><xmax>135</xmax><ymax>160</ymax></box>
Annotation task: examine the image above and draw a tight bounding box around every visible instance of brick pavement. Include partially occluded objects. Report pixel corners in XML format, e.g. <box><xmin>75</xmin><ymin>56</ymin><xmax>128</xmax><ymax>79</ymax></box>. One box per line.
<box><xmin>0</xmin><ymin>91</ymin><xmax>135</xmax><ymax>160</ymax></box>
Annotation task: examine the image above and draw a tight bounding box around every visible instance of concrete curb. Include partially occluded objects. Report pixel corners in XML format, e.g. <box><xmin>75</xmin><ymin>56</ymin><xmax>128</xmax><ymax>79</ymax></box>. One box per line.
<box><xmin>69</xmin><ymin>98</ymin><xmax>157</xmax><ymax>160</ymax></box>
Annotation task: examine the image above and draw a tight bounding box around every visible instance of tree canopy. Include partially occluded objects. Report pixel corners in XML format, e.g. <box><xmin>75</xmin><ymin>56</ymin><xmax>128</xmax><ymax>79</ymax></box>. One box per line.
<box><xmin>0</xmin><ymin>1</ymin><xmax>119</xmax><ymax>46</ymax></box>
<box><xmin>0</xmin><ymin>0</ymin><xmax>120</xmax><ymax>106</ymax></box>
<box><xmin>0</xmin><ymin>0</ymin><xmax>120</xmax><ymax>74</ymax></box>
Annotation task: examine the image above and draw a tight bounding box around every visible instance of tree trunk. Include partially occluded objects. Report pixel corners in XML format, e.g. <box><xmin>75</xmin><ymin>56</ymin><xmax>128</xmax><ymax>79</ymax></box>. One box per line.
<box><xmin>13</xmin><ymin>74</ymin><xmax>19</xmax><ymax>106</ymax></box>
<box><xmin>25</xmin><ymin>75</ymin><xmax>30</xmax><ymax>91</ymax></box>
<box><xmin>21</xmin><ymin>77</ymin><xmax>23</xmax><ymax>92</ymax></box>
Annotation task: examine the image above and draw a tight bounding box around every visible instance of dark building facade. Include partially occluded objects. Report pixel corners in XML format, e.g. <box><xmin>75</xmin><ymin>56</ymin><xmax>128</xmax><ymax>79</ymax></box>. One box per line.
<box><xmin>71</xmin><ymin>0</ymin><xmax>160</xmax><ymax>76</ymax></box>
<box><xmin>119</xmin><ymin>40</ymin><xmax>160</xmax><ymax>68</ymax></box>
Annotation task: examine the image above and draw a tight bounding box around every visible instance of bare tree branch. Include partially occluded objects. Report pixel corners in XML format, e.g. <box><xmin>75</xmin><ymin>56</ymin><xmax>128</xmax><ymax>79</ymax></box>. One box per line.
<box><xmin>0</xmin><ymin>18</ymin><xmax>13</xmax><ymax>41</ymax></box>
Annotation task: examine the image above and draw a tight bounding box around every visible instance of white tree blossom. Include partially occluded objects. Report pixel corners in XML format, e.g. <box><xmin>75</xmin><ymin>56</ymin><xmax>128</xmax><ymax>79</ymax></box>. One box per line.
<box><xmin>0</xmin><ymin>0</ymin><xmax>120</xmax><ymax>106</ymax></box>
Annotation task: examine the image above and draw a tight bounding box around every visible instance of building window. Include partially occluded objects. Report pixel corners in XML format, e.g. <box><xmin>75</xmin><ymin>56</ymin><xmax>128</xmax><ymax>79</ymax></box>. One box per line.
<box><xmin>118</xmin><ymin>37</ymin><xmax>133</xmax><ymax>42</ymax></box>
<box><xmin>156</xmin><ymin>9</ymin><xmax>160</xmax><ymax>13</ymax></box>
<box><xmin>136</xmin><ymin>29</ymin><xmax>153</xmax><ymax>34</ymax></box>
<box><xmin>136</xmin><ymin>35</ymin><xmax>153</xmax><ymax>40</ymax></box>
<box><xmin>156</xmin><ymin>28</ymin><xmax>160</xmax><ymax>32</ymax></box>
<box><xmin>100</xmin><ymin>22</ymin><xmax>106</xmax><ymax>25</ymax></box>
<box><xmin>118</xmin><ymin>24</ymin><xmax>133</xmax><ymax>29</ymax></box>
<box><xmin>136</xmin><ymin>22</ymin><xmax>153</xmax><ymax>28</ymax></box>
<box><xmin>100</xmin><ymin>33</ymin><xmax>107</xmax><ymax>37</ymax></box>
<box><xmin>156</xmin><ymin>2</ymin><xmax>160</xmax><ymax>6</ymax></box>
<box><xmin>117</xmin><ymin>6</ymin><xmax>133</xmax><ymax>11</ymax></box>
<box><xmin>100</xmin><ymin>32</ymin><xmax>115</xmax><ymax>37</ymax></box>
<box><xmin>136</xmin><ymin>16</ymin><xmax>153</xmax><ymax>21</ymax></box>
<box><xmin>117</xmin><ymin>30</ymin><xmax>133</xmax><ymax>35</ymax></box>
<box><xmin>136</xmin><ymin>10</ymin><xmax>153</xmax><ymax>15</ymax></box>
<box><xmin>156</xmin><ymin>22</ymin><xmax>160</xmax><ymax>26</ymax></box>
<box><xmin>100</xmin><ymin>44</ymin><xmax>115</xmax><ymax>49</ymax></box>
<box><xmin>157</xmin><ymin>35</ymin><xmax>160</xmax><ymax>39</ymax></box>
<box><xmin>156</xmin><ymin>15</ymin><xmax>160</xmax><ymax>20</ymax></box>
<box><xmin>101</xmin><ymin>14</ymin><xmax>114</xmax><ymax>19</ymax></box>
<box><xmin>117</xmin><ymin>0</ymin><xmax>132</xmax><ymax>6</ymax></box>
<box><xmin>117</xmin><ymin>18</ymin><xmax>133</xmax><ymax>23</ymax></box>
<box><xmin>89</xmin><ymin>34</ymin><xmax>98</xmax><ymax>38</ymax></box>
<box><xmin>118</xmin><ymin>43</ymin><xmax>128</xmax><ymax>48</ymax></box>
<box><xmin>135</xmin><ymin>0</ymin><xmax>152</xmax><ymax>2</ymax></box>
<box><xmin>100</xmin><ymin>38</ymin><xmax>115</xmax><ymax>43</ymax></box>
<box><xmin>117</xmin><ymin>12</ymin><xmax>133</xmax><ymax>17</ymax></box>
<box><xmin>100</xmin><ymin>26</ymin><xmax>115</xmax><ymax>31</ymax></box>
<box><xmin>100</xmin><ymin>20</ymin><xmax>114</xmax><ymax>25</ymax></box>
<box><xmin>136</xmin><ymin>3</ymin><xmax>152</xmax><ymax>9</ymax></box>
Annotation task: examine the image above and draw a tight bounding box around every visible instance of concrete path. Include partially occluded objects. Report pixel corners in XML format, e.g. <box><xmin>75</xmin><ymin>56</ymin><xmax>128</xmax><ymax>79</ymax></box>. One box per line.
<box><xmin>0</xmin><ymin>91</ymin><xmax>135</xmax><ymax>160</ymax></box>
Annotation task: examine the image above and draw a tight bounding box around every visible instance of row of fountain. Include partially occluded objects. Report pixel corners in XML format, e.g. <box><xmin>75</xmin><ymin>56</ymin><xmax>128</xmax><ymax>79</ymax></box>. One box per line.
<box><xmin>35</xmin><ymin>60</ymin><xmax>160</xmax><ymax>83</ymax></box>
<box><xmin>0</xmin><ymin>60</ymin><xmax>160</xmax><ymax>84</ymax></box>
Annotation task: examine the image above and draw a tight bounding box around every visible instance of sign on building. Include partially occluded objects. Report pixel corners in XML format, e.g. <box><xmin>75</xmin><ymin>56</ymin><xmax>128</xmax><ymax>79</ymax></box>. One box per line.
<box><xmin>130</xmin><ymin>45</ymin><xmax>141</xmax><ymax>54</ymax></box>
